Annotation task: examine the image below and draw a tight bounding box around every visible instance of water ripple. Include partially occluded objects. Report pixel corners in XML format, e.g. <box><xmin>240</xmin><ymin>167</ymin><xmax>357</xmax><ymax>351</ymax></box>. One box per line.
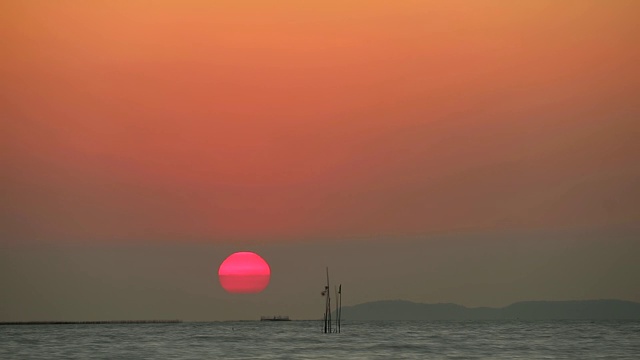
<box><xmin>1</xmin><ymin>320</ymin><xmax>639</xmax><ymax>359</ymax></box>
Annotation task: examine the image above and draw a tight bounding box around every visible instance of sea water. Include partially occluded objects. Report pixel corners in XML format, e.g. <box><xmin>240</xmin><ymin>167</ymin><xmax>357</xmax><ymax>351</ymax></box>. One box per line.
<box><xmin>1</xmin><ymin>320</ymin><xmax>639</xmax><ymax>359</ymax></box>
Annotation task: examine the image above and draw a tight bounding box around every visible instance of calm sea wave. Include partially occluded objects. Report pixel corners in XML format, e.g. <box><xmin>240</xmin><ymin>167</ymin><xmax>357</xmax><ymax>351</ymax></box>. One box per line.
<box><xmin>1</xmin><ymin>320</ymin><xmax>639</xmax><ymax>359</ymax></box>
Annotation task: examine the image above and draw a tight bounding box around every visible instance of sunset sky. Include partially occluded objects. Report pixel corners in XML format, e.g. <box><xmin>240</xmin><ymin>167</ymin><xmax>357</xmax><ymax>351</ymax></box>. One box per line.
<box><xmin>1</xmin><ymin>1</ymin><xmax>639</xmax><ymax>321</ymax></box>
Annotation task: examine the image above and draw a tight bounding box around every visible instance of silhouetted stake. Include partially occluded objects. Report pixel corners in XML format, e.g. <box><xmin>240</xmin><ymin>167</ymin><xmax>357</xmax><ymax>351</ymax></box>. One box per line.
<box><xmin>325</xmin><ymin>267</ymin><xmax>332</xmax><ymax>333</ymax></box>
<box><xmin>338</xmin><ymin>284</ymin><xmax>342</xmax><ymax>333</ymax></box>
<box><xmin>323</xmin><ymin>312</ymin><xmax>327</xmax><ymax>333</ymax></box>
<box><xmin>334</xmin><ymin>285</ymin><xmax>341</xmax><ymax>333</ymax></box>
<box><xmin>322</xmin><ymin>268</ymin><xmax>342</xmax><ymax>334</ymax></box>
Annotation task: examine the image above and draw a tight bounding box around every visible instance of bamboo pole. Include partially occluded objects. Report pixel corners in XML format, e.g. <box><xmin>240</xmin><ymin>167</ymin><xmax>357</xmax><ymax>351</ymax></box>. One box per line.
<box><xmin>333</xmin><ymin>285</ymin><xmax>340</xmax><ymax>332</ymax></box>
<box><xmin>338</xmin><ymin>284</ymin><xmax>342</xmax><ymax>333</ymax></box>
<box><xmin>321</xmin><ymin>268</ymin><xmax>342</xmax><ymax>334</ymax></box>
<box><xmin>325</xmin><ymin>267</ymin><xmax>331</xmax><ymax>333</ymax></box>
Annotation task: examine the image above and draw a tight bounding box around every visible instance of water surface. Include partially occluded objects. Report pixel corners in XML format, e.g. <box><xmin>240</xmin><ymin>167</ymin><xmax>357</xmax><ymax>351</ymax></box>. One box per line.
<box><xmin>2</xmin><ymin>320</ymin><xmax>639</xmax><ymax>359</ymax></box>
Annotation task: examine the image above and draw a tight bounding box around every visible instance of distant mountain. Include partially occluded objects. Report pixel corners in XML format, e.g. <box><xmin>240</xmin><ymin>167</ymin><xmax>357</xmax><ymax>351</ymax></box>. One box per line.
<box><xmin>338</xmin><ymin>300</ymin><xmax>640</xmax><ymax>320</ymax></box>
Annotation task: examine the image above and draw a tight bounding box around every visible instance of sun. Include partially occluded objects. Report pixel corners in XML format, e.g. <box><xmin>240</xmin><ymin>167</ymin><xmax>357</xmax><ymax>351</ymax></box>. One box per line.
<box><xmin>218</xmin><ymin>252</ymin><xmax>271</xmax><ymax>294</ymax></box>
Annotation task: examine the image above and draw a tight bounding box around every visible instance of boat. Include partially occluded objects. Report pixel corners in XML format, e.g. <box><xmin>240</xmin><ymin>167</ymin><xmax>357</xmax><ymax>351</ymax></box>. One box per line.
<box><xmin>260</xmin><ymin>315</ymin><xmax>290</xmax><ymax>321</ymax></box>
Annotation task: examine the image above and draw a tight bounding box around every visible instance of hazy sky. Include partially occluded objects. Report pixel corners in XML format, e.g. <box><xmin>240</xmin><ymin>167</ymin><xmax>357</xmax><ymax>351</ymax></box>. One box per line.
<box><xmin>1</xmin><ymin>1</ymin><xmax>639</xmax><ymax>321</ymax></box>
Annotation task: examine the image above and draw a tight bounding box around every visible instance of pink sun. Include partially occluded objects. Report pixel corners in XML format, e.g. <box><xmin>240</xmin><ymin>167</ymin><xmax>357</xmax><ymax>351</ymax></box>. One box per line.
<box><xmin>218</xmin><ymin>252</ymin><xmax>271</xmax><ymax>294</ymax></box>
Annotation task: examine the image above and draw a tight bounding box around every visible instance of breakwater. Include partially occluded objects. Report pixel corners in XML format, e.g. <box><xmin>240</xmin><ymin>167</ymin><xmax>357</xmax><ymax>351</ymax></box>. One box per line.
<box><xmin>0</xmin><ymin>320</ymin><xmax>182</xmax><ymax>325</ymax></box>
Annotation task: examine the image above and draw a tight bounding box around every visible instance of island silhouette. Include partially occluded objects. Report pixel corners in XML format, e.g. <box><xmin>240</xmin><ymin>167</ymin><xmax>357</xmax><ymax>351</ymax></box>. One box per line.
<box><xmin>337</xmin><ymin>299</ymin><xmax>640</xmax><ymax>320</ymax></box>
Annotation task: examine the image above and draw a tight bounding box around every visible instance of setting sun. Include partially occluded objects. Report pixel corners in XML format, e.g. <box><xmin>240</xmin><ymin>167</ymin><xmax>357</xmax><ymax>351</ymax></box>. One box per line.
<box><xmin>218</xmin><ymin>252</ymin><xmax>271</xmax><ymax>294</ymax></box>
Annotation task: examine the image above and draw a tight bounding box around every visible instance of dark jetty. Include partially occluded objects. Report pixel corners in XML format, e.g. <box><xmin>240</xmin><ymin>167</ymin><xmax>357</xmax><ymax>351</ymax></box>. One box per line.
<box><xmin>260</xmin><ymin>316</ymin><xmax>290</xmax><ymax>321</ymax></box>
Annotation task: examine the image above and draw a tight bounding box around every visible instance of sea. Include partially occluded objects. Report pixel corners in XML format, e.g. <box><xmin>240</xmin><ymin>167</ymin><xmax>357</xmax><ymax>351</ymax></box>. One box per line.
<box><xmin>1</xmin><ymin>320</ymin><xmax>639</xmax><ymax>359</ymax></box>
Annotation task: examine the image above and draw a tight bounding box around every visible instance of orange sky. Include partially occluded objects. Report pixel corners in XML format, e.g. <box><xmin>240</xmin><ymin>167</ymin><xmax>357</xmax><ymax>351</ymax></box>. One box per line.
<box><xmin>2</xmin><ymin>1</ymin><xmax>639</xmax><ymax>243</ymax></box>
